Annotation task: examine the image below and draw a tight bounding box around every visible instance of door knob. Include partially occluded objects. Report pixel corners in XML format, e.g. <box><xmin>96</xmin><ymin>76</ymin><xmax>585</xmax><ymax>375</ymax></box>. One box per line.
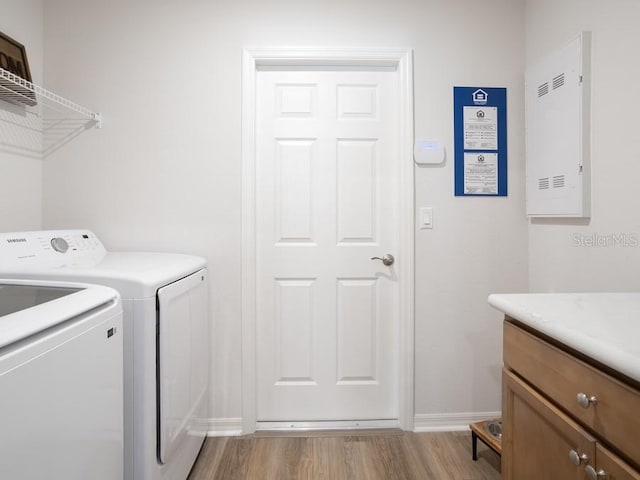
<box><xmin>371</xmin><ymin>254</ymin><xmax>395</xmax><ymax>266</ymax></box>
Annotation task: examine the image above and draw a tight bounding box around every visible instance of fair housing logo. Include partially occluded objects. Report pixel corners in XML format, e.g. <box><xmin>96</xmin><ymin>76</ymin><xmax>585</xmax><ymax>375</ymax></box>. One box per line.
<box><xmin>573</xmin><ymin>233</ymin><xmax>639</xmax><ymax>247</ymax></box>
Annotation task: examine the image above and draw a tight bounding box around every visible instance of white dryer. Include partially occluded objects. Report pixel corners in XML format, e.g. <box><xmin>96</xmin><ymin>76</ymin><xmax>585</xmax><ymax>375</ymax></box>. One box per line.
<box><xmin>0</xmin><ymin>278</ymin><xmax>123</xmax><ymax>480</ymax></box>
<box><xmin>0</xmin><ymin>230</ymin><xmax>209</xmax><ymax>480</ymax></box>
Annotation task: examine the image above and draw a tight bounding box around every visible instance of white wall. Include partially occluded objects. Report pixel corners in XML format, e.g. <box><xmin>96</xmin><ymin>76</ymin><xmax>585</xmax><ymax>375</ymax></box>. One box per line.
<box><xmin>526</xmin><ymin>0</ymin><xmax>640</xmax><ymax>293</ymax></box>
<box><xmin>40</xmin><ymin>0</ymin><xmax>527</xmax><ymax>428</ymax></box>
<box><xmin>0</xmin><ymin>0</ymin><xmax>43</xmax><ymax>232</ymax></box>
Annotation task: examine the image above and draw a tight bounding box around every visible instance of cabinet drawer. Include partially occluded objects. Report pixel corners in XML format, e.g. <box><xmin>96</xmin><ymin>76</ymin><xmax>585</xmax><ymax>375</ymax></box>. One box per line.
<box><xmin>503</xmin><ymin>368</ymin><xmax>595</xmax><ymax>480</ymax></box>
<box><xmin>504</xmin><ymin>321</ymin><xmax>640</xmax><ymax>469</ymax></box>
<box><xmin>595</xmin><ymin>444</ymin><xmax>640</xmax><ymax>480</ymax></box>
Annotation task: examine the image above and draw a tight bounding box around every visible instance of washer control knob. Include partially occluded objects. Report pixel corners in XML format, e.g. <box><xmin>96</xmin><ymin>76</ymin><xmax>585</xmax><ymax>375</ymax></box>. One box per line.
<box><xmin>51</xmin><ymin>237</ymin><xmax>69</xmax><ymax>253</ymax></box>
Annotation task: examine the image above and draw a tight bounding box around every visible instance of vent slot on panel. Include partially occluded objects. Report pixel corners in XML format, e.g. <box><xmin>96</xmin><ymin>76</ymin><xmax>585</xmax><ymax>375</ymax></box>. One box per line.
<box><xmin>538</xmin><ymin>82</ymin><xmax>549</xmax><ymax>98</ymax></box>
<box><xmin>538</xmin><ymin>177</ymin><xmax>550</xmax><ymax>190</ymax></box>
<box><xmin>552</xmin><ymin>175</ymin><xmax>565</xmax><ymax>188</ymax></box>
<box><xmin>552</xmin><ymin>73</ymin><xmax>565</xmax><ymax>90</ymax></box>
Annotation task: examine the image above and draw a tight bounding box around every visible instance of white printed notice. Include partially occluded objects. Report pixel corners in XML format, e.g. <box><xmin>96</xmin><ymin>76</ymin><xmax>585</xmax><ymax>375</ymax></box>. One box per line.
<box><xmin>464</xmin><ymin>153</ymin><xmax>498</xmax><ymax>194</ymax></box>
<box><xmin>463</xmin><ymin>106</ymin><xmax>498</xmax><ymax>150</ymax></box>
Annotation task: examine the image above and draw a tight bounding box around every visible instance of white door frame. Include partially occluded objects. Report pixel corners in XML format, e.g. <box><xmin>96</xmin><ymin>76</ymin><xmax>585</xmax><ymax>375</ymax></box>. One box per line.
<box><xmin>241</xmin><ymin>47</ymin><xmax>414</xmax><ymax>434</ymax></box>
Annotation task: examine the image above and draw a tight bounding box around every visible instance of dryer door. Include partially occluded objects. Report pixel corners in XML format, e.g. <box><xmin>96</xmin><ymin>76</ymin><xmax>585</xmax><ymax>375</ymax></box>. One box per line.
<box><xmin>157</xmin><ymin>269</ymin><xmax>209</xmax><ymax>464</ymax></box>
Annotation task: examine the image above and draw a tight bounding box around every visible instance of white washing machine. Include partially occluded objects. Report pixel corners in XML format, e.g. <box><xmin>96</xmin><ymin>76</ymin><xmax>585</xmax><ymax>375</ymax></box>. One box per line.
<box><xmin>0</xmin><ymin>230</ymin><xmax>210</xmax><ymax>480</ymax></box>
<box><xmin>0</xmin><ymin>278</ymin><xmax>123</xmax><ymax>480</ymax></box>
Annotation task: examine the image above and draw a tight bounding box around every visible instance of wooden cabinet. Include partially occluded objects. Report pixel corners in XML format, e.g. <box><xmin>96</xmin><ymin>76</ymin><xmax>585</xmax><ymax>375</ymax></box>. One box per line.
<box><xmin>503</xmin><ymin>369</ymin><xmax>595</xmax><ymax>479</ymax></box>
<box><xmin>503</xmin><ymin>320</ymin><xmax>640</xmax><ymax>480</ymax></box>
<box><xmin>594</xmin><ymin>444</ymin><xmax>640</xmax><ymax>480</ymax></box>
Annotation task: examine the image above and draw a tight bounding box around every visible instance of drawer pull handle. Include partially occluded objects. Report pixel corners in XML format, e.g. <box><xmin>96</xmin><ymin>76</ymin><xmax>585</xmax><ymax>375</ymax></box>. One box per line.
<box><xmin>569</xmin><ymin>449</ymin><xmax>589</xmax><ymax>466</ymax></box>
<box><xmin>577</xmin><ymin>392</ymin><xmax>598</xmax><ymax>408</ymax></box>
<box><xmin>585</xmin><ymin>465</ymin><xmax>607</xmax><ymax>479</ymax></box>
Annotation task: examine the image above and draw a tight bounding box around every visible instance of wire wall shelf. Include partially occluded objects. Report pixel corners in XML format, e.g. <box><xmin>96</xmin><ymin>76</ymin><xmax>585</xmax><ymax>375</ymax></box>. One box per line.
<box><xmin>0</xmin><ymin>67</ymin><xmax>101</xmax><ymax>158</ymax></box>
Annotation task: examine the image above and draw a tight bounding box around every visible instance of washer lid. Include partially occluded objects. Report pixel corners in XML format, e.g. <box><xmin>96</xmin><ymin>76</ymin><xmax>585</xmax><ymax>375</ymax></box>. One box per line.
<box><xmin>0</xmin><ymin>279</ymin><xmax>120</xmax><ymax>349</ymax></box>
<box><xmin>0</xmin><ymin>231</ymin><xmax>207</xmax><ymax>299</ymax></box>
<box><xmin>10</xmin><ymin>252</ymin><xmax>208</xmax><ymax>299</ymax></box>
<box><xmin>0</xmin><ymin>284</ymin><xmax>82</xmax><ymax>316</ymax></box>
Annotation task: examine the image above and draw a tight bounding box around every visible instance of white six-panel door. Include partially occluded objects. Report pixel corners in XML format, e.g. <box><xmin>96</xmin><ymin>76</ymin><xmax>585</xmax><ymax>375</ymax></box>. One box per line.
<box><xmin>255</xmin><ymin>67</ymin><xmax>400</xmax><ymax>423</ymax></box>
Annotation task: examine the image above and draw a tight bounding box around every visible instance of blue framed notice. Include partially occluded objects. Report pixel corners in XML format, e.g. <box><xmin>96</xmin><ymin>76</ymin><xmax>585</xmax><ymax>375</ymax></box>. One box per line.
<box><xmin>453</xmin><ymin>86</ymin><xmax>507</xmax><ymax>196</ymax></box>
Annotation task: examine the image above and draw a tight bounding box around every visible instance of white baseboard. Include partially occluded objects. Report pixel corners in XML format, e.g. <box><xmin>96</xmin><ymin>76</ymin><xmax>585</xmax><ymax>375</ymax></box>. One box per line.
<box><xmin>206</xmin><ymin>418</ymin><xmax>244</xmax><ymax>437</ymax></box>
<box><xmin>413</xmin><ymin>411</ymin><xmax>501</xmax><ymax>432</ymax></box>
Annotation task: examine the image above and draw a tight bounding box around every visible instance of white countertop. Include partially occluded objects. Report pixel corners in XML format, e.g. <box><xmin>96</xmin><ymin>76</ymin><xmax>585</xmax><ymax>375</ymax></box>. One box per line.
<box><xmin>488</xmin><ymin>293</ymin><xmax>640</xmax><ymax>383</ymax></box>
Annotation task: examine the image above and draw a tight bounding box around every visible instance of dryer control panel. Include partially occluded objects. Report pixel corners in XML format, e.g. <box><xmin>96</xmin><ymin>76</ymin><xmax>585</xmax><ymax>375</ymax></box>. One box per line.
<box><xmin>0</xmin><ymin>230</ymin><xmax>107</xmax><ymax>268</ymax></box>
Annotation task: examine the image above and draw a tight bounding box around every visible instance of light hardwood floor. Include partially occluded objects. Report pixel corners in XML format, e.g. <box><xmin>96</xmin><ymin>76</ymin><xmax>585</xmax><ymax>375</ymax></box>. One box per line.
<box><xmin>188</xmin><ymin>430</ymin><xmax>501</xmax><ymax>480</ymax></box>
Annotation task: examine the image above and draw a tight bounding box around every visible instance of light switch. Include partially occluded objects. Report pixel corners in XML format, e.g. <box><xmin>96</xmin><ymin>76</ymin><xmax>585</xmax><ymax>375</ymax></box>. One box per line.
<box><xmin>419</xmin><ymin>207</ymin><xmax>433</xmax><ymax>229</ymax></box>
